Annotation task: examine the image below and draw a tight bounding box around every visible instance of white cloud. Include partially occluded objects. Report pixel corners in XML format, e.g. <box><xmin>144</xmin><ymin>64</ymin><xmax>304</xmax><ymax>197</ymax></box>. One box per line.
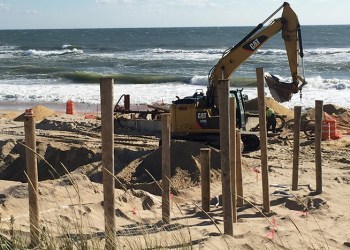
<box><xmin>0</xmin><ymin>2</ymin><xmax>10</xmax><ymax>11</ymax></box>
<box><xmin>0</xmin><ymin>2</ymin><xmax>37</xmax><ymax>15</ymax></box>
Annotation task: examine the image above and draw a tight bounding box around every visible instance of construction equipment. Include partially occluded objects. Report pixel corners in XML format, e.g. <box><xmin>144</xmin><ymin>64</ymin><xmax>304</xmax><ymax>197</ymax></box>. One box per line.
<box><xmin>170</xmin><ymin>2</ymin><xmax>306</xmax><ymax>151</ymax></box>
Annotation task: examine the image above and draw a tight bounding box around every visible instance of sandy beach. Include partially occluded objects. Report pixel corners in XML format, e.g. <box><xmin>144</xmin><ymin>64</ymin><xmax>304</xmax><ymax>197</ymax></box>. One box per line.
<box><xmin>0</xmin><ymin>101</ymin><xmax>350</xmax><ymax>249</ymax></box>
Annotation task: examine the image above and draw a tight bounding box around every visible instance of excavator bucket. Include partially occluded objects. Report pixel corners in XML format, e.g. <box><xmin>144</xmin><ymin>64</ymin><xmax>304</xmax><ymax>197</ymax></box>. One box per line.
<box><xmin>264</xmin><ymin>72</ymin><xmax>298</xmax><ymax>102</ymax></box>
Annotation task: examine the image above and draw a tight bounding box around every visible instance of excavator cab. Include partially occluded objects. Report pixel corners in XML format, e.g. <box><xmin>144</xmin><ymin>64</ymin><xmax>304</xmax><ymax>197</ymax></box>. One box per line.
<box><xmin>230</xmin><ymin>89</ymin><xmax>247</xmax><ymax>130</ymax></box>
<box><xmin>173</xmin><ymin>89</ymin><xmax>205</xmax><ymax>107</ymax></box>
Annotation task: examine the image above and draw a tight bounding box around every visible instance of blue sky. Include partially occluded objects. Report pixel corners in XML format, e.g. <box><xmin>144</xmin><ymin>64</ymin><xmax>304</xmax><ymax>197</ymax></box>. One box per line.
<box><xmin>0</xmin><ymin>0</ymin><xmax>349</xmax><ymax>29</ymax></box>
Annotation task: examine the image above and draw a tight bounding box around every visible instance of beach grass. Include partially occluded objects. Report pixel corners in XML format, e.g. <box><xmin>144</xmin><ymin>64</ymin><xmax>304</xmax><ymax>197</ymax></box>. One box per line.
<box><xmin>0</xmin><ymin>140</ymin><xmax>332</xmax><ymax>249</ymax></box>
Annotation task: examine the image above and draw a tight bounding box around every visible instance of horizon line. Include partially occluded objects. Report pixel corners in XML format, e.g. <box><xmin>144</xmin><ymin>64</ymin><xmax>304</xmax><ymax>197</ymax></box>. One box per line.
<box><xmin>0</xmin><ymin>23</ymin><xmax>349</xmax><ymax>31</ymax></box>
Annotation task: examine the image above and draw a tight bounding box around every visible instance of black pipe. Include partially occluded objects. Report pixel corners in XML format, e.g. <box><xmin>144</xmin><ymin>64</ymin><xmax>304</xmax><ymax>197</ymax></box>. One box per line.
<box><xmin>233</xmin><ymin>23</ymin><xmax>264</xmax><ymax>50</ymax></box>
<box><xmin>298</xmin><ymin>27</ymin><xmax>304</xmax><ymax>58</ymax></box>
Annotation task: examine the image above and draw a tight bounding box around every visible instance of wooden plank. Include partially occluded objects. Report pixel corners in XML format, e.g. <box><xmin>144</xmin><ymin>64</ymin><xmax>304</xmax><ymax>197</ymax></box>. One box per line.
<box><xmin>161</xmin><ymin>113</ymin><xmax>171</xmax><ymax>223</ymax></box>
<box><xmin>218</xmin><ymin>79</ymin><xmax>233</xmax><ymax>236</ymax></box>
<box><xmin>201</xmin><ymin>148</ymin><xmax>211</xmax><ymax>212</ymax></box>
<box><xmin>100</xmin><ymin>78</ymin><xmax>116</xmax><ymax>250</ymax></box>
<box><xmin>256</xmin><ymin>68</ymin><xmax>270</xmax><ymax>213</ymax></box>
<box><xmin>292</xmin><ymin>106</ymin><xmax>302</xmax><ymax>191</ymax></box>
<box><xmin>24</xmin><ymin>109</ymin><xmax>40</xmax><ymax>247</ymax></box>
<box><xmin>236</xmin><ymin>130</ymin><xmax>244</xmax><ymax>207</ymax></box>
<box><xmin>230</xmin><ymin>97</ymin><xmax>237</xmax><ymax>223</ymax></box>
<box><xmin>315</xmin><ymin>100</ymin><xmax>323</xmax><ymax>193</ymax></box>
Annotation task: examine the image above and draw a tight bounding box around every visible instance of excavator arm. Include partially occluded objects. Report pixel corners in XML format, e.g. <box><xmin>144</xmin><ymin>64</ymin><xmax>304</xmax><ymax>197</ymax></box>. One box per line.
<box><xmin>207</xmin><ymin>2</ymin><xmax>306</xmax><ymax>108</ymax></box>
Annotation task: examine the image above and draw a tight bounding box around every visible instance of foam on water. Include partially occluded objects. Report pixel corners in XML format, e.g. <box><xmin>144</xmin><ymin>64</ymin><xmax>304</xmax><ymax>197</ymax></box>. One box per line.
<box><xmin>93</xmin><ymin>48</ymin><xmax>222</xmax><ymax>62</ymax></box>
<box><xmin>190</xmin><ymin>75</ymin><xmax>208</xmax><ymax>85</ymax></box>
<box><xmin>23</xmin><ymin>48</ymin><xmax>84</xmax><ymax>57</ymax></box>
<box><xmin>1</xmin><ymin>78</ymin><xmax>349</xmax><ymax>110</ymax></box>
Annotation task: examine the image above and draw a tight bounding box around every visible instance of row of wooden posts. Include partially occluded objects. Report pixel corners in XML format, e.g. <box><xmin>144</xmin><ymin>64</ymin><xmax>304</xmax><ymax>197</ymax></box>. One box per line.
<box><xmin>23</xmin><ymin>68</ymin><xmax>323</xmax><ymax>248</ymax></box>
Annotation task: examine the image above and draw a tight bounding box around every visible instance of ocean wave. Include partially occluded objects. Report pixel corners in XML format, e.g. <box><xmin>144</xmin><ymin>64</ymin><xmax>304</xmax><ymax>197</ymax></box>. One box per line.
<box><xmin>305</xmin><ymin>76</ymin><xmax>350</xmax><ymax>90</ymax></box>
<box><xmin>0</xmin><ymin>45</ymin><xmax>19</xmax><ymax>51</ymax></box>
<box><xmin>3</xmin><ymin>94</ymin><xmax>18</xmax><ymax>100</ymax></box>
<box><xmin>272</xmin><ymin>75</ymin><xmax>350</xmax><ymax>90</ymax></box>
<box><xmin>88</xmin><ymin>47</ymin><xmax>350</xmax><ymax>64</ymax></box>
<box><xmin>23</xmin><ymin>48</ymin><xmax>84</xmax><ymax>57</ymax></box>
<box><xmin>189</xmin><ymin>75</ymin><xmax>259</xmax><ymax>86</ymax></box>
<box><xmin>190</xmin><ymin>75</ymin><xmax>207</xmax><ymax>85</ymax></box>
<box><xmin>305</xmin><ymin>48</ymin><xmax>350</xmax><ymax>56</ymax></box>
<box><xmin>146</xmin><ymin>47</ymin><xmax>350</xmax><ymax>58</ymax></box>
<box><xmin>0</xmin><ymin>45</ymin><xmax>21</xmax><ymax>58</ymax></box>
<box><xmin>149</xmin><ymin>48</ymin><xmax>222</xmax><ymax>55</ymax></box>
<box><xmin>88</xmin><ymin>48</ymin><xmax>222</xmax><ymax>61</ymax></box>
<box><xmin>256</xmin><ymin>49</ymin><xmax>286</xmax><ymax>55</ymax></box>
<box><xmin>60</xmin><ymin>72</ymin><xmax>191</xmax><ymax>84</ymax></box>
<box><xmin>9</xmin><ymin>65</ymin><xmax>65</xmax><ymax>75</ymax></box>
<box><xmin>62</xmin><ymin>44</ymin><xmax>85</xmax><ymax>50</ymax></box>
<box><xmin>248</xmin><ymin>48</ymin><xmax>350</xmax><ymax>57</ymax></box>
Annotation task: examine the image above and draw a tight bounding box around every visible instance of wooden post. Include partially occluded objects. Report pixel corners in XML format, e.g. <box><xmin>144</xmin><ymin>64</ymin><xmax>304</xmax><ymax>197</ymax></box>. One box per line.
<box><xmin>236</xmin><ymin>130</ymin><xmax>244</xmax><ymax>207</ymax></box>
<box><xmin>24</xmin><ymin>109</ymin><xmax>40</xmax><ymax>247</ymax></box>
<box><xmin>124</xmin><ymin>94</ymin><xmax>130</xmax><ymax>111</ymax></box>
<box><xmin>292</xmin><ymin>106</ymin><xmax>302</xmax><ymax>191</ymax></box>
<box><xmin>218</xmin><ymin>79</ymin><xmax>233</xmax><ymax>236</ymax></box>
<box><xmin>315</xmin><ymin>100</ymin><xmax>323</xmax><ymax>193</ymax></box>
<box><xmin>230</xmin><ymin>97</ymin><xmax>237</xmax><ymax>223</ymax></box>
<box><xmin>161</xmin><ymin>113</ymin><xmax>171</xmax><ymax>223</ymax></box>
<box><xmin>200</xmin><ymin>148</ymin><xmax>211</xmax><ymax>212</ymax></box>
<box><xmin>100</xmin><ymin>78</ymin><xmax>116</xmax><ymax>250</ymax></box>
<box><xmin>256</xmin><ymin>67</ymin><xmax>270</xmax><ymax>213</ymax></box>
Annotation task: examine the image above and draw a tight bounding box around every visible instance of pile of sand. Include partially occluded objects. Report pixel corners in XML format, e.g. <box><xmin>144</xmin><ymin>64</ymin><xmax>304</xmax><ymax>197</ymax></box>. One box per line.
<box><xmin>302</xmin><ymin>104</ymin><xmax>350</xmax><ymax>129</ymax></box>
<box><xmin>323</xmin><ymin>104</ymin><xmax>350</xmax><ymax>129</ymax></box>
<box><xmin>0</xmin><ymin>112</ymin><xmax>21</xmax><ymax>119</ymax></box>
<box><xmin>245</xmin><ymin>97</ymin><xmax>294</xmax><ymax>120</ymax></box>
<box><xmin>116</xmin><ymin>140</ymin><xmax>247</xmax><ymax>195</ymax></box>
<box><xmin>14</xmin><ymin>105</ymin><xmax>56</xmax><ymax>122</ymax></box>
<box><xmin>0</xmin><ymin>138</ymin><xmax>101</xmax><ymax>182</ymax></box>
<box><xmin>244</xmin><ymin>98</ymin><xmax>350</xmax><ymax>129</ymax></box>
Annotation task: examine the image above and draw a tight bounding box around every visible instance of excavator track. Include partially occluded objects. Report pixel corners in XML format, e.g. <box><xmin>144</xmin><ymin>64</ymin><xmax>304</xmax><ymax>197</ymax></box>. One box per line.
<box><xmin>169</xmin><ymin>131</ymin><xmax>260</xmax><ymax>152</ymax></box>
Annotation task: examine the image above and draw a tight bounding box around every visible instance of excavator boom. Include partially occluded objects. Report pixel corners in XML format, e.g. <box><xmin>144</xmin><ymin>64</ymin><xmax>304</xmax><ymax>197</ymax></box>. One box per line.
<box><xmin>207</xmin><ymin>2</ymin><xmax>306</xmax><ymax>107</ymax></box>
<box><xmin>169</xmin><ymin>2</ymin><xmax>306</xmax><ymax>152</ymax></box>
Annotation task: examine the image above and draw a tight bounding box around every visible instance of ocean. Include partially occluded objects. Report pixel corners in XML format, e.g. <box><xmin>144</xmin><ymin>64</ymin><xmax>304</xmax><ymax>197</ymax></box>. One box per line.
<box><xmin>0</xmin><ymin>25</ymin><xmax>349</xmax><ymax>111</ymax></box>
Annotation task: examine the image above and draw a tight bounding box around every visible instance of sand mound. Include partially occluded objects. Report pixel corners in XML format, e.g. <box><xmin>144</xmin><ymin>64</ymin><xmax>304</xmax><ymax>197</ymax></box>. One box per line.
<box><xmin>0</xmin><ymin>139</ymin><xmax>101</xmax><ymax>182</ymax></box>
<box><xmin>245</xmin><ymin>97</ymin><xmax>294</xmax><ymax>120</ymax></box>
<box><xmin>302</xmin><ymin>104</ymin><xmax>350</xmax><ymax>129</ymax></box>
<box><xmin>323</xmin><ymin>104</ymin><xmax>350</xmax><ymax>129</ymax></box>
<box><xmin>323</xmin><ymin>104</ymin><xmax>348</xmax><ymax>115</ymax></box>
<box><xmin>0</xmin><ymin>112</ymin><xmax>21</xmax><ymax>119</ymax></box>
<box><xmin>120</xmin><ymin>141</ymin><xmax>220</xmax><ymax>182</ymax></box>
<box><xmin>14</xmin><ymin>105</ymin><xmax>56</xmax><ymax>122</ymax></box>
<box><xmin>116</xmin><ymin>140</ymin><xmax>247</xmax><ymax>195</ymax></box>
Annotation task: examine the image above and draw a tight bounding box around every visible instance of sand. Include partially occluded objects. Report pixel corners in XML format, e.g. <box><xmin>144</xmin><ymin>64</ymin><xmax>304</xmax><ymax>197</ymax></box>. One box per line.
<box><xmin>1</xmin><ymin>103</ymin><xmax>350</xmax><ymax>249</ymax></box>
<box><xmin>245</xmin><ymin>97</ymin><xmax>295</xmax><ymax>120</ymax></box>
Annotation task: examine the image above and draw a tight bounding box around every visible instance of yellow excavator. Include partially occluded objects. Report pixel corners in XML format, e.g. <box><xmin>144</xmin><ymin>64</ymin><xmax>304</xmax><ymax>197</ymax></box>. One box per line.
<box><xmin>170</xmin><ymin>2</ymin><xmax>307</xmax><ymax>151</ymax></box>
